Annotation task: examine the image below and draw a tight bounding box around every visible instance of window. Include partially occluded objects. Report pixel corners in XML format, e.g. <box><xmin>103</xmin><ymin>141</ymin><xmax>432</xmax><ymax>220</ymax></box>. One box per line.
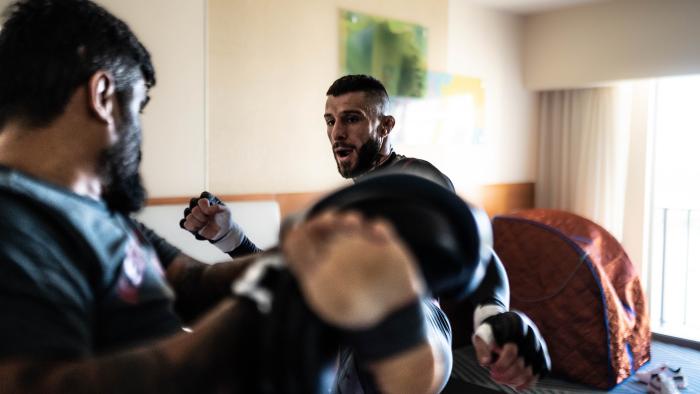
<box><xmin>647</xmin><ymin>75</ymin><xmax>700</xmax><ymax>341</ymax></box>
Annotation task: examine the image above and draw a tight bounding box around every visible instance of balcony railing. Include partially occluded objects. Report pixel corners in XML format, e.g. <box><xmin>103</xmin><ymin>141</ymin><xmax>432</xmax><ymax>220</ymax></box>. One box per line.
<box><xmin>649</xmin><ymin>207</ymin><xmax>700</xmax><ymax>340</ymax></box>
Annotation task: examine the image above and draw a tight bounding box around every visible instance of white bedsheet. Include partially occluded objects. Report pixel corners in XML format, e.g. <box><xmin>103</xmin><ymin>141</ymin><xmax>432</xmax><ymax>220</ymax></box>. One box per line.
<box><xmin>136</xmin><ymin>200</ymin><xmax>281</xmax><ymax>264</ymax></box>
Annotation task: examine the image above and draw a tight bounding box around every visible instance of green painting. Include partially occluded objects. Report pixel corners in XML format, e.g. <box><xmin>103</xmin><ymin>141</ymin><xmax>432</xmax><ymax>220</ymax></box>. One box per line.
<box><xmin>340</xmin><ymin>10</ymin><xmax>427</xmax><ymax>97</ymax></box>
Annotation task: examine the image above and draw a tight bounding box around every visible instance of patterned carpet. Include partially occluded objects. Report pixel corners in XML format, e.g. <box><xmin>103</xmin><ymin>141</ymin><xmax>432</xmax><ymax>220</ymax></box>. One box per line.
<box><xmin>444</xmin><ymin>341</ymin><xmax>700</xmax><ymax>393</ymax></box>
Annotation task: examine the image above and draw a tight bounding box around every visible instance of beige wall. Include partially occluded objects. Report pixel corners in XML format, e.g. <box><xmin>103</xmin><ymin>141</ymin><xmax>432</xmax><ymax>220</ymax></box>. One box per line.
<box><xmin>445</xmin><ymin>1</ymin><xmax>535</xmax><ymax>189</ymax></box>
<box><xmin>100</xmin><ymin>0</ymin><xmax>208</xmax><ymax>197</ymax></box>
<box><xmin>524</xmin><ymin>0</ymin><xmax>700</xmax><ymax>90</ymax></box>
<box><xmin>394</xmin><ymin>0</ymin><xmax>535</xmax><ymax>196</ymax></box>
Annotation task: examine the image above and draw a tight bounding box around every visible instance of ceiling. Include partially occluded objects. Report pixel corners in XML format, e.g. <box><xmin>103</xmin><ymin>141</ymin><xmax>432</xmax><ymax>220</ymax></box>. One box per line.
<box><xmin>463</xmin><ymin>0</ymin><xmax>607</xmax><ymax>15</ymax></box>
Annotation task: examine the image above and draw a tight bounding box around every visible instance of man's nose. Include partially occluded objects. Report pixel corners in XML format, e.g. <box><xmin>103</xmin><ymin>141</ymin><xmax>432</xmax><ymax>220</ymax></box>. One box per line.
<box><xmin>330</xmin><ymin>122</ymin><xmax>347</xmax><ymax>141</ymax></box>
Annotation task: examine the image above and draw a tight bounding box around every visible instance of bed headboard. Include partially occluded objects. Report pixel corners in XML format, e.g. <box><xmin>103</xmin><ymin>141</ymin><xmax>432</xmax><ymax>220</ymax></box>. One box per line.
<box><xmin>136</xmin><ymin>199</ymin><xmax>280</xmax><ymax>264</ymax></box>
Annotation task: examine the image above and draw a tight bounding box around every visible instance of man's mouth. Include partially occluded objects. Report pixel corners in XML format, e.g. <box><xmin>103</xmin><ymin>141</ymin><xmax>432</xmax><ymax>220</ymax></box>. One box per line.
<box><xmin>334</xmin><ymin>146</ymin><xmax>355</xmax><ymax>161</ymax></box>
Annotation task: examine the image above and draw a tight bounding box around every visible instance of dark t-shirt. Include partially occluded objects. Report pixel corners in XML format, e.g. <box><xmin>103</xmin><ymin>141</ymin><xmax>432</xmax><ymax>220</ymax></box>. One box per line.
<box><xmin>135</xmin><ymin>221</ymin><xmax>181</xmax><ymax>269</ymax></box>
<box><xmin>0</xmin><ymin>167</ymin><xmax>182</xmax><ymax>359</ymax></box>
<box><xmin>358</xmin><ymin>152</ymin><xmax>455</xmax><ymax>192</ymax></box>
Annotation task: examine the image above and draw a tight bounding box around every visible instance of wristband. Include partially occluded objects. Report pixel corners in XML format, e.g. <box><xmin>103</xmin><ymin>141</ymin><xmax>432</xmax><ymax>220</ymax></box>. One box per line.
<box><xmin>210</xmin><ymin>221</ymin><xmax>246</xmax><ymax>253</ymax></box>
<box><xmin>343</xmin><ymin>299</ymin><xmax>427</xmax><ymax>362</ymax></box>
<box><xmin>472</xmin><ymin>303</ymin><xmax>507</xmax><ymax>346</ymax></box>
<box><xmin>474</xmin><ymin>322</ymin><xmax>496</xmax><ymax>347</ymax></box>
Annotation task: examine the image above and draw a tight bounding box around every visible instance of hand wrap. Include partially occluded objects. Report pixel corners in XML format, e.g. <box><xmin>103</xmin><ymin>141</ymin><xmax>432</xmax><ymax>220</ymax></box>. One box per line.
<box><xmin>179</xmin><ymin>191</ymin><xmax>223</xmax><ymax>241</ymax></box>
<box><xmin>179</xmin><ymin>191</ymin><xmax>246</xmax><ymax>252</ymax></box>
<box><xmin>476</xmin><ymin>311</ymin><xmax>551</xmax><ymax>377</ymax></box>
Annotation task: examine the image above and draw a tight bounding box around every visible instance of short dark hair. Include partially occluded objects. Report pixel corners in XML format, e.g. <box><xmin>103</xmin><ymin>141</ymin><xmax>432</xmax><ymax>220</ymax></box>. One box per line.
<box><xmin>326</xmin><ymin>74</ymin><xmax>390</xmax><ymax>115</ymax></box>
<box><xmin>0</xmin><ymin>0</ymin><xmax>155</xmax><ymax>130</ymax></box>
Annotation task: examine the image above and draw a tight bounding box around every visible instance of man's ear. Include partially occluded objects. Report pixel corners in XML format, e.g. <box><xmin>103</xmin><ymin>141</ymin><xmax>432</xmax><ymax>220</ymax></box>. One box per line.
<box><xmin>88</xmin><ymin>71</ymin><xmax>116</xmax><ymax>125</ymax></box>
<box><xmin>380</xmin><ymin>115</ymin><xmax>396</xmax><ymax>137</ymax></box>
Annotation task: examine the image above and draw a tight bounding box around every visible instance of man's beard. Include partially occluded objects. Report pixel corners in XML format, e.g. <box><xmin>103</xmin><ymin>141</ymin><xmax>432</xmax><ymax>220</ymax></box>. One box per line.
<box><xmin>98</xmin><ymin>115</ymin><xmax>147</xmax><ymax>214</ymax></box>
<box><xmin>337</xmin><ymin>137</ymin><xmax>382</xmax><ymax>179</ymax></box>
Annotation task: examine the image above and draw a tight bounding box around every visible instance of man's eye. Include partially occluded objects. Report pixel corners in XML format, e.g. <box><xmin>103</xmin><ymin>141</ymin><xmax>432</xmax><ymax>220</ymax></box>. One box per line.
<box><xmin>325</xmin><ymin>119</ymin><xmax>335</xmax><ymax>126</ymax></box>
<box><xmin>344</xmin><ymin>116</ymin><xmax>359</xmax><ymax>123</ymax></box>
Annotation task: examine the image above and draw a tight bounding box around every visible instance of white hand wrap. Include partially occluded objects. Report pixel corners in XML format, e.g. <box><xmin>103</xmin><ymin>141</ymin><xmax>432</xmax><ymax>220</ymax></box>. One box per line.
<box><xmin>208</xmin><ymin>220</ymin><xmax>246</xmax><ymax>253</ymax></box>
<box><xmin>472</xmin><ymin>303</ymin><xmax>507</xmax><ymax>346</ymax></box>
<box><xmin>199</xmin><ymin>205</ymin><xmax>245</xmax><ymax>253</ymax></box>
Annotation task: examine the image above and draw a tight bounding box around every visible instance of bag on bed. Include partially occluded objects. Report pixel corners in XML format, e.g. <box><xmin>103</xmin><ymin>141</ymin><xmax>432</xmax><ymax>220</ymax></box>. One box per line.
<box><xmin>492</xmin><ymin>209</ymin><xmax>651</xmax><ymax>389</ymax></box>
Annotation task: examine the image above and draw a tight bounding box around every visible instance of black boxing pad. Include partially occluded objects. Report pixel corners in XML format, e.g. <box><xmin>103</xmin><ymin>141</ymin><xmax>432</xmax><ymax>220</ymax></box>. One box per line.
<box><xmin>233</xmin><ymin>253</ymin><xmax>338</xmax><ymax>394</ymax></box>
<box><xmin>307</xmin><ymin>174</ymin><xmax>492</xmax><ymax>300</ymax></box>
<box><xmin>234</xmin><ymin>176</ymin><xmax>491</xmax><ymax>392</ymax></box>
<box><xmin>260</xmin><ymin>270</ymin><xmax>338</xmax><ymax>393</ymax></box>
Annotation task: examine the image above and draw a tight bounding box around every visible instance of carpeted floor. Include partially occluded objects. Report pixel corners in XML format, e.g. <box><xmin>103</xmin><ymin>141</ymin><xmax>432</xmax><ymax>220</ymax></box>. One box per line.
<box><xmin>443</xmin><ymin>341</ymin><xmax>700</xmax><ymax>393</ymax></box>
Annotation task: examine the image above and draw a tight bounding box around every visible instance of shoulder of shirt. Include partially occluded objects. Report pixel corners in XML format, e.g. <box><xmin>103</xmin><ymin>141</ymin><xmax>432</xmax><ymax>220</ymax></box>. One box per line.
<box><xmin>0</xmin><ymin>191</ymin><xmax>52</xmax><ymax>227</ymax></box>
<box><xmin>396</xmin><ymin>155</ymin><xmax>437</xmax><ymax>168</ymax></box>
<box><xmin>392</xmin><ymin>155</ymin><xmax>441</xmax><ymax>174</ymax></box>
<box><xmin>0</xmin><ymin>179</ymin><xmax>128</xmax><ymax>255</ymax></box>
<box><xmin>392</xmin><ymin>155</ymin><xmax>456</xmax><ymax>192</ymax></box>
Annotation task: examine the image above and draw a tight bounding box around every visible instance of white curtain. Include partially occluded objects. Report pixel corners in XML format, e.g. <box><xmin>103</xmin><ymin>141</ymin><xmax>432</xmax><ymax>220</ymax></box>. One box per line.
<box><xmin>536</xmin><ymin>87</ymin><xmax>631</xmax><ymax>238</ymax></box>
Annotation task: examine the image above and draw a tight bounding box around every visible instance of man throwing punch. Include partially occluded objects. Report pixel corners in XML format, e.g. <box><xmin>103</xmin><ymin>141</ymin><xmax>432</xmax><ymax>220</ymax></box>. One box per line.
<box><xmin>182</xmin><ymin>75</ymin><xmax>551</xmax><ymax>391</ymax></box>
